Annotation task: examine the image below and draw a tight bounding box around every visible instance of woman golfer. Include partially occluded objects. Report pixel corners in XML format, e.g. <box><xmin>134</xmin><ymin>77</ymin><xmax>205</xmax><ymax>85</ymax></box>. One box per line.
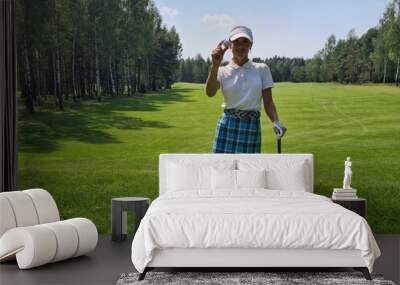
<box><xmin>206</xmin><ymin>25</ymin><xmax>286</xmax><ymax>153</ymax></box>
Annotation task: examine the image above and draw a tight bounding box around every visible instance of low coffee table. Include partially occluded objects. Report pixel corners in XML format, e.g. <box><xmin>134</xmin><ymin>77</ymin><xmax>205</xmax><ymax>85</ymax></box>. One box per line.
<box><xmin>111</xmin><ymin>197</ymin><xmax>150</xmax><ymax>242</ymax></box>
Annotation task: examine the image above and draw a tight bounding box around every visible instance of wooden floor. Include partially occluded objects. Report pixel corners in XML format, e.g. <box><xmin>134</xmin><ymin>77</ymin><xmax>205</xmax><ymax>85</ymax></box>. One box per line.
<box><xmin>0</xmin><ymin>235</ymin><xmax>399</xmax><ymax>285</ymax></box>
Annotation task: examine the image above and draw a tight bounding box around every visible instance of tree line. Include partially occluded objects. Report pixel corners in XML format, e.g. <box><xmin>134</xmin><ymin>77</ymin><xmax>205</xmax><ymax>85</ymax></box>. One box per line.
<box><xmin>17</xmin><ymin>0</ymin><xmax>182</xmax><ymax>112</ymax></box>
<box><xmin>178</xmin><ymin>0</ymin><xmax>400</xmax><ymax>86</ymax></box>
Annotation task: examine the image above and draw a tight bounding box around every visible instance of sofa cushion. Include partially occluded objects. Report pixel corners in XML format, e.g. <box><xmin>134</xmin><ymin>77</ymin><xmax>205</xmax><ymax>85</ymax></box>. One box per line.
<box><xmin>42</xmin><ymin>221</ymin><xmax>79</xmax><ymax>262</ymax></box>
<box><xmin>0</xmin><ymin>191</ymin><xmax>39</xmax><ymax>227</ymax></box>
<box><xmin>0</xmin><ymin>196</ymin><xmax>17</xmax><ymax>238</ymax></box>
<box><xmin>0</xmin><ymin>226</ymin><xmax>57</xmax><ymax>269</ymax></box>
<box><xmin>24</xmin><ymin>189</ymin><xmax>60</xmax><ymax>224</ymax></box>
<box><xmin>0</xmin><ymin>189</ymin><xmax>60</xmax><ymax>238</ymax></box>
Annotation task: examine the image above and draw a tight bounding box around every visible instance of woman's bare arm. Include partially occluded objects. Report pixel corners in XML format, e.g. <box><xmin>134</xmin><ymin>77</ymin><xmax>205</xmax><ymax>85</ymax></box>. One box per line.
<box><xmin>205</xmin><ymin>41</ymin><xmax>227</xmax><ymax>97</ymax></box>
<box><xmin>205</xmin><ymin>65</ymin><xmax>220</xmax><ymax>97</ymax></box>
<box><xmin>262</xmin><ymin>88</ymin><xmax>279</xmax><ymax>122</ymax></box>
<box><xmin>263</xmin><ymin>88</ymin><xmax>287</xmax><ymax>138</ymax></box>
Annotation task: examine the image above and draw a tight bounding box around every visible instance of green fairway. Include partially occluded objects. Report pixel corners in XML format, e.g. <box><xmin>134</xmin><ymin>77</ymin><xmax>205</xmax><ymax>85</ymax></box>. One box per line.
<box><xmin>18</xmin><ymin>82</ymin><xmax>400</xmax><ymax>234</ymax></box>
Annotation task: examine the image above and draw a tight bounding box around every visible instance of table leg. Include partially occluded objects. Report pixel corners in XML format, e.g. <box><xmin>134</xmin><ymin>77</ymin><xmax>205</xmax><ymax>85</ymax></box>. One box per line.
<box><xmin>134</xmin><ymin>202</ymin><xmax>149</xmax><ymax>234</ymax></box>
<box><xmin>121</xmin><ymin>210</ymin><xmax>127</xmax><ymax>239</ymax></box>
<box><xmin>112</xmin><ymin>202</ymin><xmax>123</xmax><ymax>241</ymax></box>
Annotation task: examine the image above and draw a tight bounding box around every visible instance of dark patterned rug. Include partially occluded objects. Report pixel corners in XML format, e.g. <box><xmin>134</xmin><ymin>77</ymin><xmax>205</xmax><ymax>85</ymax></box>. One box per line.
<box><xmin>116</xmin><ymin>271</ymin><xmax>396</xmax><ymax>285</ymax></box>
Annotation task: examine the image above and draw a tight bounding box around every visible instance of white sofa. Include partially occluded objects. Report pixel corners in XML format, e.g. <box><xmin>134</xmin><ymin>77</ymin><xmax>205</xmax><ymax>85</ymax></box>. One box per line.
<box><xmin>0</xmin><ymin>188</ymin><xmax>98</xmax><ymax>269</ymax></box>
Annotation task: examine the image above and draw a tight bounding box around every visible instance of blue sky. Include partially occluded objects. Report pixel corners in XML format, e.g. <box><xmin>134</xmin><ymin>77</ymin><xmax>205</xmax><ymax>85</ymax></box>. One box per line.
<box><xmin>153</xmin><ymin>0</ymin><xmax>391</xmax><ymax>60</ymax></box>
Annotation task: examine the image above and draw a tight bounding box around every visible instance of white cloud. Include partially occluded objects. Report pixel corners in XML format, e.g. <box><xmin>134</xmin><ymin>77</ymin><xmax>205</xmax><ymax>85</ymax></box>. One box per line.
<box><xmin>160</xmin><ymin>7</ymin><xmax>178</xmax><ymax>18</ymax></box>
<box><xmin>201</xmin><ymin>14</ymin><xmax>235</xmax><ymax>27</ymax></box>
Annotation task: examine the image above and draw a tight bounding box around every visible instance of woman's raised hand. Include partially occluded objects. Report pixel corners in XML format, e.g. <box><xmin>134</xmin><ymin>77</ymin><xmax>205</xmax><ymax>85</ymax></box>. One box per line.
<box><xmin>211</xmin><ymin>40</ymin><xmax>228</xmax><ymax>67</ymax></box>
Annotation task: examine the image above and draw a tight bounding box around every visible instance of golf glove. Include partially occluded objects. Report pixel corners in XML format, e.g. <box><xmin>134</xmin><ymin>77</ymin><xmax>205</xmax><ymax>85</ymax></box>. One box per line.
<box><xmin>272</xmin><ymin>121</ymin><xmax>287</xmax><ymax>139</ymax></box>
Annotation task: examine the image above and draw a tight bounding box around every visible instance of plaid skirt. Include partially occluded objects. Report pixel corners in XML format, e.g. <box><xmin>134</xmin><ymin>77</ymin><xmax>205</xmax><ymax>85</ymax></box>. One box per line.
<box><xmin>212</xmin><ymin>109</ymin><xmax>261</xmax><ymax>153</ymax></box>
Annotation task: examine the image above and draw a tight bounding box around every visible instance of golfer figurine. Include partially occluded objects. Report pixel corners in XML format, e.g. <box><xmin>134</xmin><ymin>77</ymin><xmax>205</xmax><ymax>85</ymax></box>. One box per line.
<box><xmin>343</xmin><ymin>157</ymin><xmax>352</xmax><ymax>189</ymax></box>
<box><xmin>205</xmin><ymin>25</ymin><xmax>286</xmax><ymax>153</ymax></box>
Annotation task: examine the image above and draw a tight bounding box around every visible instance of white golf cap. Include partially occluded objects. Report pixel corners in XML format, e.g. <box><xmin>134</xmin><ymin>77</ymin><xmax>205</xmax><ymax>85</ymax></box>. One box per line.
<box><xmin>229</xmin><ymin>26</ymin><xmax>253</xmax><ymax>43</ymax></box>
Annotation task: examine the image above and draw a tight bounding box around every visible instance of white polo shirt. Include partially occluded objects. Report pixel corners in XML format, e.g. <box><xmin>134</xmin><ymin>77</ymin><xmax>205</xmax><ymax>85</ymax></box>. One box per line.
<box><xmin>217</xmin><ymin>60</ymin><xmax>274</xmax><ymax>110</ymax></box>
